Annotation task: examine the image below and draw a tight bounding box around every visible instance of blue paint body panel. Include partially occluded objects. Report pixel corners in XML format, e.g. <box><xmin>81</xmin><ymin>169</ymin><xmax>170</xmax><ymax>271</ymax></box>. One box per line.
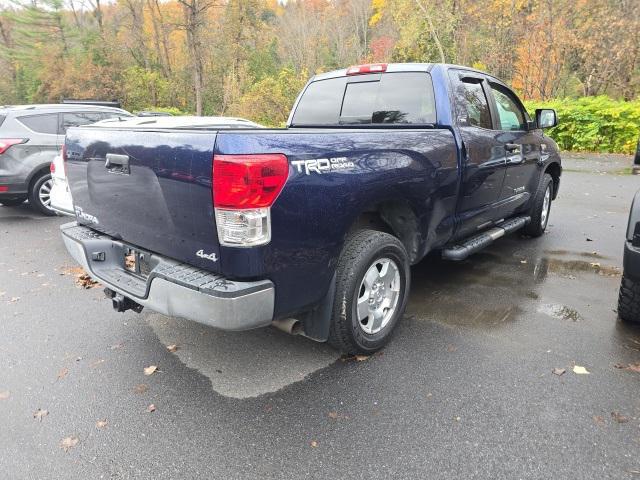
<box><xmin>64</xmin><ymin>64</ymin><xmax>562</xmax><ymax>322</ymax></box>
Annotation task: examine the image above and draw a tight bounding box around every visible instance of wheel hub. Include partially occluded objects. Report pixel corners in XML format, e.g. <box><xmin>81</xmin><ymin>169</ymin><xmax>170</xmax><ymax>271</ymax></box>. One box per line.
<box><xmin>356</xmin><ymin>258</ymin><xmax>401</xmax><ymax>335</ymax></box>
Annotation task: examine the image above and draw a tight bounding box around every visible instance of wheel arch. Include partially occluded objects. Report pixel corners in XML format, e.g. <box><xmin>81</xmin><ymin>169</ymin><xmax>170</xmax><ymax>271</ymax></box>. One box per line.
<box><xmin>347</xmin><ymin>199</ymin><xmax>422</xmax><ymax>264</ymax></box>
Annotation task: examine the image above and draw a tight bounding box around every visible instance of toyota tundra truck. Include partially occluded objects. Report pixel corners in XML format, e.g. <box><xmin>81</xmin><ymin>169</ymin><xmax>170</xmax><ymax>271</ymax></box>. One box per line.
<box><xmin>60</xmin><ymin>63</ymin><xmax>561</xmax><ymax>354</ymax></box>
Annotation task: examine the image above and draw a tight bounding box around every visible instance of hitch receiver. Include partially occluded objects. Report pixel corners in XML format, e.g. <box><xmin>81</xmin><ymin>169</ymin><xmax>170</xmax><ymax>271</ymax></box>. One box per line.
<box><xmin>104</xmin><ymin>288</ymin><xmax>144</xmax><ymax>313</ymax></box>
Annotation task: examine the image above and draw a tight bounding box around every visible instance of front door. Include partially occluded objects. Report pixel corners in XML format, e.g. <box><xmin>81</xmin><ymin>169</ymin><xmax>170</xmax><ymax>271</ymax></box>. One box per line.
<box><xmin>449</xmin><ymin>71</ymin><xmax>506</xmax><ymax>238</ymax></box>
<box><xmin>486</xmin><ymin>82</ymin><xmax>541</xmax><ymax>215</ymax></box>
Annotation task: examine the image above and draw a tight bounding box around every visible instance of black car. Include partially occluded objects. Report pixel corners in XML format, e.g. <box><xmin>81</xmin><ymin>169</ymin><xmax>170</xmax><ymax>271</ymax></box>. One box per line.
<box><xmin>619</xmin><ymin>189</ymin><xmax>640</xmax><ymax>323</ymax></box>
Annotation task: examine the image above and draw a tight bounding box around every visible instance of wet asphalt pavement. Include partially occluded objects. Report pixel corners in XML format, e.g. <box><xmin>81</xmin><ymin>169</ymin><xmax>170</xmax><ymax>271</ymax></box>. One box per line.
<box><xmin>1</xmin><ymin>153</ymin><xmax>640</xmax><ymax>479</ymax></box>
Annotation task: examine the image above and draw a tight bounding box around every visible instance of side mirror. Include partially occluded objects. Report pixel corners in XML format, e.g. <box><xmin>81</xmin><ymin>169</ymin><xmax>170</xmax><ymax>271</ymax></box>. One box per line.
<box><xmin>536</xmin><ymin>109</ymin><xmax>557</xmax><ymax>129</ymax></box>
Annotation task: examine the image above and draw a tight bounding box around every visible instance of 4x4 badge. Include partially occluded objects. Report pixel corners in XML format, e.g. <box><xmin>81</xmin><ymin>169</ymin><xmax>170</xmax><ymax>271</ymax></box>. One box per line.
<box><xmin>196</xmin><ymin>249</ymin><xmax>218</xmax><ymax>262</ymax></box>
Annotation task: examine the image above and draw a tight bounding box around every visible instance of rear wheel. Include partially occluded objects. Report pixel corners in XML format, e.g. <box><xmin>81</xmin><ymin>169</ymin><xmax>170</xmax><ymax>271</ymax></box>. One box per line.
<box><xmin>0</xmin><ymin>197</ymin><xmax>26</xmax><ymax>207</ymax></box>
<box><xmin>29</xmin><ymin>173</ymin><xmax>56</xmax><ymax>216</ymax></box>
<box><xmin>328</xmin><ymin>229</ymin><xmax>410</xmax><ymax>355</ymax></box>
<box><xmin>618</xmin><ymin>276</ymin><xmax>640</xmax><ymax>324</ymax></box>
<box><xmin>523</xmin><ymin>173</ymin><xmax>553</xmax><ymax>237</ymax></box>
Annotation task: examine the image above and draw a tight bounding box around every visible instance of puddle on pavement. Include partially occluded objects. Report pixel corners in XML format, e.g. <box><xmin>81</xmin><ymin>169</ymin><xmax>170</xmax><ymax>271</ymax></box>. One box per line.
<box><xmin>406</xmin><ymin>246</ymin><xmax>619</xmax><ymax>329</ymax></box>
<box><xmin>147</xmin><ymin>313</ymin><xmax>338</xmax><ymax>399</ymax></box>
<box><xmin>538</xmin><ymin>303</ymin><xmax>582</xmax><ymax>322</ymax></box>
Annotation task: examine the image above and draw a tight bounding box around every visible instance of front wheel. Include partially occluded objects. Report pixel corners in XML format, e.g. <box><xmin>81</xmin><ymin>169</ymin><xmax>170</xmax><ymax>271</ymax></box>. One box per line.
<box><xmin>523</xmin><ymin>173</ymin><xmax>553</xmax><ymax>237</ymax></box>
<box><xmin>29</xmin><ymin>173</ymin><xmax>56</xmax><ymax>216</ymax></box>
<box><xmin>618</xmin><ymin>276</ymin><xmax>640</xmax><ymax>324</ymax></box>
<box><xmin>328</xmin><ymin>229</ymin><xmax>410</xmax><ymax>355</ymax></box>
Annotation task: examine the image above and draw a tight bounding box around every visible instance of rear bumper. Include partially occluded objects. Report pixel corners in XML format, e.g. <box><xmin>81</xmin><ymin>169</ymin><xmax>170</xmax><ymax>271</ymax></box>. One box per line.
<box><xmin>60</xmin><ymin>222</ymin><xmax>275</xmax><ymax>330</ymax></box>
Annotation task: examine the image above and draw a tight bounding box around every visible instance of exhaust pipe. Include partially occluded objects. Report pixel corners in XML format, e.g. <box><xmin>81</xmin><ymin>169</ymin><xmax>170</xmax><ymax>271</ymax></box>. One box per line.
<box><xmin>104</xmin><ymin>288</ymin><xmax>144</xmax><ymax>313</ymax></box>
<box><xmin>272</xmin><ymin>318</ymin><xmax>303</xmax><ymax>335</ymax></box>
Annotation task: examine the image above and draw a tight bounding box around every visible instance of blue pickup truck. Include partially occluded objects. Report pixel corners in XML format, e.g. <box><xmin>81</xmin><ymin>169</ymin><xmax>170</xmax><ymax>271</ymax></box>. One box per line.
<box><xmin>61</xmin><ymin>63</ymin><xmax>561</xmax><ymax>354</ymax></box>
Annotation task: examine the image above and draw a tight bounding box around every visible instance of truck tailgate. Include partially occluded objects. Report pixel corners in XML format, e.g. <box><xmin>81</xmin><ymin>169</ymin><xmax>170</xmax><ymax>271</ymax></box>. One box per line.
<box><xmin>65</xmin><ymin>128</ymin><xmax>221</xmax><ymax>272</ymax></box>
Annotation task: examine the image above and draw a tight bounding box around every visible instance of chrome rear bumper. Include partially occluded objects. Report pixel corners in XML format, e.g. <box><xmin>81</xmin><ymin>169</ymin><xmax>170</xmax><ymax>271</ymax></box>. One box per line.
<box><xmin>60</xmin><ymin>222</ymin><xmax>274</xmax><ymax>330</ymax></box>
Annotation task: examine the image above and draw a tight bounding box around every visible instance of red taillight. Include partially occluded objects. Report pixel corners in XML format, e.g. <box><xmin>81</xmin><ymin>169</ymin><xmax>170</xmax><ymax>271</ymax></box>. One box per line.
<box><xmin>0</xmin><ymin>186</ymin><xmax>8</xmax><ymax>192</ymax></box>
<box><xmin>346</xmin><ymin>63</ymin><xmax>388</xmax><ymax>76</ymax></box>
<box><xmin>0</xmin><ymin>138</ymin><xmax>27</xmax><ymax>154</ymax></box>
<box><xmin>212</xmin><ymin>154</ymin><xmax>289</xmax><ymax>209</ymax></box>
<box><xmin>50</xmin><ymin>161</ymin><xmax>55</xmax><ymax>174</ymax></box>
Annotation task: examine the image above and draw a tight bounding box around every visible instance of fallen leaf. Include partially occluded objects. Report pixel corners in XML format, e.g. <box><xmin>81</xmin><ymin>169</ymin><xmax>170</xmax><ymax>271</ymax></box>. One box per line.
<box><xmin>592</xmin><ymin>415</ymin><xmax>605</xmax><ymax>426</ymax></box>
<box><xmin>614</xmin><ymin>363</ymin><xmax>627</xmax><ymax>369</ymax></box>
<box><xmin>590</xmin><ymin>262</ymin><xmax>601</xmax><ymax>268</ymax></box>
<box><xmin>95</xmin><ymin>419</ymin><xmax>108</xmax><ymax>429</ymax></box>
<box><xmin>33</xmin><ymin>409</ymin><xmax>48</xmax><ymax>421</ymax></box>
<box><xmin>611</xmin><ymin>411</ymin><xmax>630</xmax><ymax>423</ymax></box>
<box><xmin>146</xmin><ymin>404</ymin><xmax>156</xmax><ymax>413</ymax></box>
<box><xmin>61</xmin><ymin>266</ymin><xmax>85</xmax><ymax>276</ymax></box>
<box><xmin>626</xmin><ymin>363</ymin><xmax>640</xmax><ymax>373</ymax></box>
<box><xmin>60</xmin><ymin>436</ymin><xmax>79</xmax><ymax>452</ymax></box>
<box><xmin>552</xmin><ymin>368</ymin><xmax>566</xmax><ymax>376</ymax></box>
<box><xmin>0</xmin><ymin>390</ymin><xmax>9</xmax><ymax>400</ymax></box>
<box><xmin>354</xmin><ymin>355</ymin><xmax>369</xmax><ymax>362</ymax></box>
<box><xmin>573</xmin><ymin>365</ymin><xmax>590</xmax><ymax>375</ymax></box>
<box><xmin>134</xmin><ymin>384</ymin><xmax>149</xmax><ymax>394</ymax></box>
<box><xmin>310</xmin><ymin>440</ymin><xmax>318</xmax><ymax>448</ymax></box>
<box><xmin>57</xmin><ymin>367</ymin><xmax>69</xmax><ymax>380</ymax></box>
<box><xmin>75</xmin><ymin>272</ymin><xmax>98</xmax><ymax>289</ymax></box>
<box><xmin>328</xmin><ymin>412</ymin><xmax>338</xmax><ymax>419</ymax></box>
<box><xmin>143</xmin><ymin>365</ymin><xmax>158</xmax><ymax>376</ymax></box>
<box><xmin>166</xmin><ymin>344</ymin><xmax>179</xmax><ymax>353</ymax></box>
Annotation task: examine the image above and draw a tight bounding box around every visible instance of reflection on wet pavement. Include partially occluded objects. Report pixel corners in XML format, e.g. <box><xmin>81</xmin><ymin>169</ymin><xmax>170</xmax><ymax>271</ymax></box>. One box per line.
<box><xmin>406</xmin><ymin>237</ymin><xmax>621</xmax><ymax>329</ymax></box>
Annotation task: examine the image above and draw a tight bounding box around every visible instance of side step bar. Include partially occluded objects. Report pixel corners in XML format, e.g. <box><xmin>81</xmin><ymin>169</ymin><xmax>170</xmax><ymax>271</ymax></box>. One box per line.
<box><xmin>442</xmin><ymin>216</ymin><xmax>531</xmax><ymax>261</ymax></box>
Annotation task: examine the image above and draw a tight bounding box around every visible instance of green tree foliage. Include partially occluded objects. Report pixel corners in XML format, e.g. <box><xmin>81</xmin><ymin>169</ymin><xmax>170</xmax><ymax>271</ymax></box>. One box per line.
<box><xmin>525</xmin><ymin>97</ymin><xmax>640</xmax><ymax>154</ymax></box>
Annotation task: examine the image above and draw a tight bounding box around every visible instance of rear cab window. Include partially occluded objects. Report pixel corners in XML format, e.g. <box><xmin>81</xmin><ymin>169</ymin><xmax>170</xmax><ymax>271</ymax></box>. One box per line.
<box><xmin>291</xmin><ymin>72</ymin><xmax>436</xmax><ymax>126</ymax></box>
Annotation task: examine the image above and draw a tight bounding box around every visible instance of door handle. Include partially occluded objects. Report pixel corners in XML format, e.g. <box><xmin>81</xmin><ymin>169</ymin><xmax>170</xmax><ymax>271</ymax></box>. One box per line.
<box><xmin>105</xmin><ymin>153</ymin><xmax>130</xmax><ymax>174</ymax></box>
<box><xmin>505</xmin><ymin>143</ymin><xmax>520</xmax><ymax>153</ymax></box>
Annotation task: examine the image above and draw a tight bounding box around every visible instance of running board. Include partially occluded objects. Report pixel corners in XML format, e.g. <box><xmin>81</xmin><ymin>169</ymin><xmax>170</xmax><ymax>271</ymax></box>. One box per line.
<box><xmin>442</xmin><ymin>216</ymin><xmax>531</xmax><ymax>261</ymax></box>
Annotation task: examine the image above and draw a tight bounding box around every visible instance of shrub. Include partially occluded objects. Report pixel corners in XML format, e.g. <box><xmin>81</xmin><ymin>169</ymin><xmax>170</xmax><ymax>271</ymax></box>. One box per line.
<box><xmin>524</xmin><ymin>96</ymin><xmax>640</xmax><ymax>154</ymax></box>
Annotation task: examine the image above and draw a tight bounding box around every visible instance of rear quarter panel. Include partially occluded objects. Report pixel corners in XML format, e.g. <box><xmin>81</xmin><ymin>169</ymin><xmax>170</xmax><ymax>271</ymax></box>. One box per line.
<box><xmin>215</xmin><ymin>129</ymin><xmax>458</xmax><ymax>318</ymax></box>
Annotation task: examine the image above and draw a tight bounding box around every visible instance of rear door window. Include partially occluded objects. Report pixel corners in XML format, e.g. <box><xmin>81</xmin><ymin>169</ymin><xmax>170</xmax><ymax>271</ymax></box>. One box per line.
<box><xmin>18</xmin><ymin>114</ymin><xmax>59</xmax><ymax>134</ymax></box>
<box><xmin>292</xmin><ymin>72</ymin><xmax>436</xmax><ymax>126</ymax></box>
<box><xmin>61</xmin><ymin>112</ymin><xmax>104</xmax><ymax>134</ymax></box>
<box><xmin>453</xmin><ymin>78</ymin><xmax>492</xmax><ymax>129</ymax></box>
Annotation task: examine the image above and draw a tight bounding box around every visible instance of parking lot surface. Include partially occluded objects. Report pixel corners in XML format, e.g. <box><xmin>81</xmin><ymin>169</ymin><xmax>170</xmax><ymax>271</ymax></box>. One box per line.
<box><xmin>1</xmin><ymin>153</ymin><xmax>639</xmax><ymax>479</ymax></box>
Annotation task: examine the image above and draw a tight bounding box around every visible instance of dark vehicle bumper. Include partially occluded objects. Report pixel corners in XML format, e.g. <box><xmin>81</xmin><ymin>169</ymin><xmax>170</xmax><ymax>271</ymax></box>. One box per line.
<box><xmin>60</xmin><ymin>222</ymin><xmax>275</xmax><ymax>330</ymax></box>
<box><xmin>624</xmin><ymin>241</ymin><xmax>640</xmax><ymax>281</ymax></box>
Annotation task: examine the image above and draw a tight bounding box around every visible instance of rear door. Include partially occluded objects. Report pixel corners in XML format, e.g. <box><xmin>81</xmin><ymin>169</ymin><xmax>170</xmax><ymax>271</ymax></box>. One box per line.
<box><xmin>449</xmin><ymin>71</ymin><xmax>506</xmax><ymax>237</ymax></box>
<box><xmin>486</xmin><ymin>82</ymin><xmax>541</xmax><ymax>211</ymax></box>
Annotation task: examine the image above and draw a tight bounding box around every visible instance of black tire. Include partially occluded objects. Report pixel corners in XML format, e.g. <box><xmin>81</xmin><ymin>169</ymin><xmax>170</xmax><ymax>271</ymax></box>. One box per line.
<box><xmin>0</xmin><ymin>196</ymin><xmax>27</xmax><ymax>207</ymax></box>
<box><xmin>523</xmin><ymin>173</ymin><xmax>553</xmax><ymax>237</ymax></box>
<box><xmin>618</xmin><ymin>276</ymin><xmax>640</xmax><ymax>324</ymax></box>
<box><xmin>29</xmin><ymin>173</ymin><xmax>56</xmax><ymax>216</ymax></box>
<box><xmin>328</xmin><ymin>229</ymin><xmax>410</xmax><ymax>355</ymax></box>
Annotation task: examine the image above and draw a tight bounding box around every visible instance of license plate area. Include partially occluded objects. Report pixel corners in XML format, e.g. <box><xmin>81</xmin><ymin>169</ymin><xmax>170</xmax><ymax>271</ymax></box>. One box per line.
<box><xmin>124</xmin><ymin>247</ymin><xmax>152</xmax><ymax>278</ymax></box>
